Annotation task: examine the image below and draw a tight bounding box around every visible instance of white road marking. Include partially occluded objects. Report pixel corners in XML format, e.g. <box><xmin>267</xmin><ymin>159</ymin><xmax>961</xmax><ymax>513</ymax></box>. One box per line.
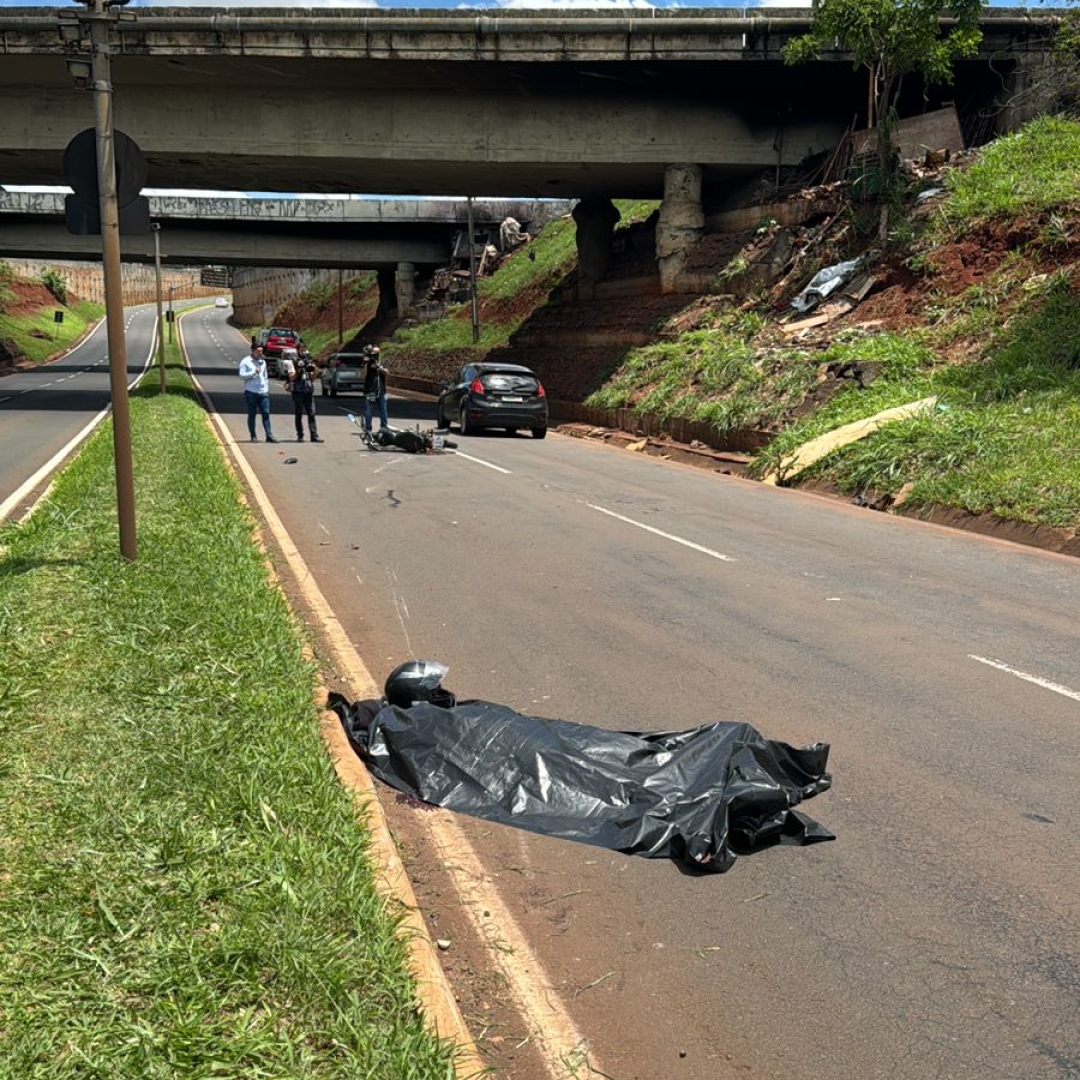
<box><xmin>968</xmin><ymin>655</ymin><xmax>1080</xmax><ymax>703</ymax></box>
<box><xmin>452</xmin><ymin>449</ymin><xmax>512</xmax><ymax>474</ymax></box>
<box><xmin>586</xmin><ymin>502</ymin><xmax>736</xmax><ymax>562</ymax></box>
<box><xmin>0</xmin><ymin>406</ymin><xmax>110</xmax><ymax>522</ymax></box>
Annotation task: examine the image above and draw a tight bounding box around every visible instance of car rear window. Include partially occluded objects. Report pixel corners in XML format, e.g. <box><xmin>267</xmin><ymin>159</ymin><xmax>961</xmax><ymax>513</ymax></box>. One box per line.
<box><xmin>481</xmin><ymin>371</ymin><xmax>539</xmax><ymax>393</ymax></box>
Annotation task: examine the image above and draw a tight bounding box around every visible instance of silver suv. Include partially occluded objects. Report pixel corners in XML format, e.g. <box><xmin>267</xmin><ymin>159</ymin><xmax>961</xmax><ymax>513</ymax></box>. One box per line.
<box><xmin>319</xmin><ymin>352</ymin><xmax>367</xmax><ymax>397</ymax></box>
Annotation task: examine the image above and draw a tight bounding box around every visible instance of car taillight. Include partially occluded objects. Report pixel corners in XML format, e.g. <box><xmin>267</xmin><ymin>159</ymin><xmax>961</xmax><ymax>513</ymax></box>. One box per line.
<box><xmin>469</xmin><ymin>378</ymin><xmax>486</xmax><ymax>395</ymax></box>
<box><xmin>536</xmin><ymin>383</ymin><xmax>546</xmax><ymax>397</ymax></box>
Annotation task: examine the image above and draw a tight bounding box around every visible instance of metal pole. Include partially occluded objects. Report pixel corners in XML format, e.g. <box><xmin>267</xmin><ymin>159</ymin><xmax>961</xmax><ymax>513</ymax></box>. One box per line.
<box><xmin>151</xmin><ymin>223</ymin><xmax>166</xmax><ymax>393</ymax></box>
<box><xmin>168</xmin><ymin>284</ymin><xmax>174</xmax><ymax>343</ymax></box>
<box><xmin>337</xmin><ymin>267</ymin><xmax>344</xmax><ymax>347</ymax></box>
<box><xmin>466</xmin><ymin>195</ymin><xmax>480</xmax><ymax>344</ymax></box>
<box><xmin>89</xmin><ymin>0</ymin><xmax>137</xmax><ymax>561</ymax></box>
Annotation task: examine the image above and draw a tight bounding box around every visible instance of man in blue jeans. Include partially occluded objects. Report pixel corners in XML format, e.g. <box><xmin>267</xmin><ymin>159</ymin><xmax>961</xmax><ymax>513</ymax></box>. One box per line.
<box><xmin>361</xmin><ymin>345</ymin><xmax>389</xmax><ymax>434</ymax></box>
<box><xmin>237</xmin><ymin>344</ymin><xmax>278</xmax><ymax>443</ymax></box>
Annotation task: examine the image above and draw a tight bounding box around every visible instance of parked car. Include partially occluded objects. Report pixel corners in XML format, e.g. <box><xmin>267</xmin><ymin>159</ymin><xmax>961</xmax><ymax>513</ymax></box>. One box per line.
<box><xmin>319</xmin><ymin>352</ymin><xmax>367</xmax><ymax>397</ymax></box>
<box><xmin>258</xmin><ymin>327</ymin><xmax>301</xmax><ymax>376</ymax></box>
<box><xmin>437</xmin><ymin>362</ymin><xmax>547</xmax><ymax>438</ymax></box>
<box><xmin>214</xmin><ymin>296</ymin><xmax>229</xmax><ymax>309</ymax></box>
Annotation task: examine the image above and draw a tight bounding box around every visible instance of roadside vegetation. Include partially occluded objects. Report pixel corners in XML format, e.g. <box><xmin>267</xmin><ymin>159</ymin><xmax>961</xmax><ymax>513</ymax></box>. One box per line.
<box><xmin>0</xmin><ymin>339</ymin><xmax>457</xmax><ymax>1079</ymax></box>
<box><xmin>385</xmin><ymin>199</ymin><xmax>658</xmax><ymax>363</ymax></box>
<box><xmin>0</xmin><ymin>259</ymin><xmax>103</xmax><ymax>363</ymax></box>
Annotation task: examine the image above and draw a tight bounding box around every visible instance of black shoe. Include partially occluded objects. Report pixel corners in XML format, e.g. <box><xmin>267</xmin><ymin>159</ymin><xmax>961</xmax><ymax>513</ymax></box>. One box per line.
<box><xmin>297</xmin><ymin>434</ymin><xmax>304</xmax><ymax>442</ymax></box>
<box><xmin>311</xmin><ymin>434</ymin><xmax>324</xmax><ymax>443</ymax></box>
<box><xmin>249</xmin><ymin>436</ymin><xmax>258</xmax><ymax>443</ymax></box>
<box><xmin>266</xmin><ymin>436</ymin><xmax>279</xmax><ymax>443</ymax></box>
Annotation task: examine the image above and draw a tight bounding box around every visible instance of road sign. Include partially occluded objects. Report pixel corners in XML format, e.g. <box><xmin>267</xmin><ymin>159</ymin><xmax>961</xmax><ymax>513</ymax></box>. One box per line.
<box><xmin>63</xmin><ymin>128</ymin><xmax>151</xmax><ymax>235</ymax></box>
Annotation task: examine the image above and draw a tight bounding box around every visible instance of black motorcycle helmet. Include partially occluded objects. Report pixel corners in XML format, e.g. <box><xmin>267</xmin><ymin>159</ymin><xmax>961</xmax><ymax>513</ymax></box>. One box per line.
<box><xmin>384</xmin><ymin>659</ymin><xmax>456</xmax><ymax>709</ymax></box>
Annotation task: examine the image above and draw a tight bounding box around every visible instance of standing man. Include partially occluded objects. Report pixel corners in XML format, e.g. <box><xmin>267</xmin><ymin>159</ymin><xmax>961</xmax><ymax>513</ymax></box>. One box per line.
<box><xmin>288</xmin><ymin>353</ymin><xmax>323</xmax><ymax>443</ymax></box>
<box><xmin>361</xmin><ymin>345</ymin><xmax>390</xmax><ymax>435</ymax></box>
<box><xmin>237</xmin><ymin>344</ymin><xmax>278</xmax><ymax>443</ymax></box>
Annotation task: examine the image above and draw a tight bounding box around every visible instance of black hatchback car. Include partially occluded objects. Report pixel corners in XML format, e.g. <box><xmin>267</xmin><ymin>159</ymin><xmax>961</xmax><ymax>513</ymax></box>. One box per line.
<box><xmin>437</xmin><ymin>362</ymin><xmax>548</xmax><ymax>439</ymax></box>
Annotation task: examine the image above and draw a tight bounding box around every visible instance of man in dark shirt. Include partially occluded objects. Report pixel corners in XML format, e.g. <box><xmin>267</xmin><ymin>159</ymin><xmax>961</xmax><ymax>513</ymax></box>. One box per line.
<box><xmin>361</xmin><ymin>345</ymin><xmax>389</xmax><ymax>434</ymax></box>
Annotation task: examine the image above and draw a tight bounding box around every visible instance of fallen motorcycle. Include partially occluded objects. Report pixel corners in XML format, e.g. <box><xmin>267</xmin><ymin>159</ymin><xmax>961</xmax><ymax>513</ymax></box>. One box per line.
<box><xmin>346</xmin><ymin>413</ymin><xmax>457</xmax><ymax>453</ymax></box>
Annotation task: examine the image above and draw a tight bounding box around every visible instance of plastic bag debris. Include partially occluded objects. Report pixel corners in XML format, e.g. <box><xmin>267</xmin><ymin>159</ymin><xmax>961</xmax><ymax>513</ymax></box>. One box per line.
<box><xmin>327</xmin><ymin>669</ymin><xmax>833</xmax><ymax>874</ymax></box>
<box><xmin>791</xmin><ymin>257</ymin><xmax>864</xmax><ymax>313</ymax></box>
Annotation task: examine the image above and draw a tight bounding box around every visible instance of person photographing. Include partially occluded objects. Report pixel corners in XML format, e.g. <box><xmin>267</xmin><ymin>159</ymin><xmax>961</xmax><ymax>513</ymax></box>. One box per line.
<box><xmin>361</xmin><ymin>345</ymin><xmax>389</xmax><ymax>435</ymax></box>
<box><xmin>288</xmin><ymin>353</ymin><xmax>323</xmax><ymax>443</ymax></box>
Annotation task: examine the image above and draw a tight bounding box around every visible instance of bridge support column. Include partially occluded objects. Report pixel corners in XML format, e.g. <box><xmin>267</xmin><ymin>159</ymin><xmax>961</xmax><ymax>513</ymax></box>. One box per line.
<box><xmin>395</xmin><ymin>262</ymin><xmax>416</xmax><ymax>313</ymax></box>
<box><xmin>572</xmin><ymin>197</ymin><xmax>621</xmax><ymax>301</ymax></box>
<box><xmin>657</xmin><ymin>163</ymin><xmax>704</xmax><ymax>295</ymax></box>
<box><xmin>375</xmin><ymin>267</ymin><xmax>395</xmax><ymax>317</ymax></box>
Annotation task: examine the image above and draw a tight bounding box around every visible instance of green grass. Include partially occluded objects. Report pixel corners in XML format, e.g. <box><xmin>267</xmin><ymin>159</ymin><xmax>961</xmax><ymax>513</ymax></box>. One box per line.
<box><xmin>750</xmin><ymin>292</ymin><xmax>1080</xmax><ymax>527</ymax></box>
<box><xmin>0</xmin><ymin>300</ymin><xmax>104</xmax><ymax>364</ymax></box>
<box><xmin>382</xmin><ymin>199</ymin><xmax>661</xmax><ymax>363</ymax></box>
<box><xmin>585</xmin><ymin>316</ymin><xmax>820</xmax><ymax>437</ymax></box>
<box><xmin>935</xmin><ymin>115</ymin><xmax>1080</xmax><ymax>233</ymax></box>
<box><xmin>0</xmin><ymin>344</ymin><xmax>457</xmax><ymax>1079</ymax></box>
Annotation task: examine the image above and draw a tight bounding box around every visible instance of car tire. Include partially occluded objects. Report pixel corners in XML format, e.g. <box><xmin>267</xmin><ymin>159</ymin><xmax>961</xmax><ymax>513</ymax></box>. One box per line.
<box><xmin>506</xmin><ymin>427</ymin><xmax>518</xmax><ymax>436</ymax></box>
<box><xmin>330</xmin><ymin>386</ymin><xmax>338</xmax><ymax>398</ymax></box>
<box><xmin>460</xmin><ymin>404</ymin><xmax>475</xmax><ymax>436</ymax></box>
<box><xmin>532</xmin><ymin>426</ymin><xmax>547</xmax><ymax>440</ymax></box>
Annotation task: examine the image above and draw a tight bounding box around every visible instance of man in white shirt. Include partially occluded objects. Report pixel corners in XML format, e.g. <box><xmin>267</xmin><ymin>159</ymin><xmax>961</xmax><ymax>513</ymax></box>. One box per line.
<box><xmin>237</xmin><ymin>345</ymin><xmax>278</xmax><ymax>443</ymax></box>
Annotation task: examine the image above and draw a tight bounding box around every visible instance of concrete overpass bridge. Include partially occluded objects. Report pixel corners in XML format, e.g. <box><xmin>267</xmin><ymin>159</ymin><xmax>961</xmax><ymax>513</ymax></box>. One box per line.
<box><xmin>0</xmin><ymin>190</ymin><xmax>572</xmax><ymax>268</ymax></box>
<box><xmin>0</xmin><ymin>6</ymin><xmax>1059</xmax><ymax>293</ymax></box>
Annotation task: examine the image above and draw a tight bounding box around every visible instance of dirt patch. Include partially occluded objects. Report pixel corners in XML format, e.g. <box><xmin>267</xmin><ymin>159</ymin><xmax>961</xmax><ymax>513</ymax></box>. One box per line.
<box><xmin>2</xmin><ymin>278</ymin><xmax>60</xmax><ymax>318</ymax></box>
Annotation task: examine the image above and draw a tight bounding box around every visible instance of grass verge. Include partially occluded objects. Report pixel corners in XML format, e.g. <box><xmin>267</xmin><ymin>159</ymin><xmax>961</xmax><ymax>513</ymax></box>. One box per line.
<box><xmin>0</xmin><ymin>342</ymin><xmax>457</xmax><ymax>1079</ymax></box>
<box><xmin>0</xmin><ymin>299</ymin><xmax>105</xmax><ymax>364</ymax></box>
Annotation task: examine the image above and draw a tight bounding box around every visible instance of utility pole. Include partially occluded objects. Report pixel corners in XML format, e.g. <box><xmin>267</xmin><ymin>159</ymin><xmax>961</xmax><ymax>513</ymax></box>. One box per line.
<box><xmin>466</xmin><ymin>196</ymin><xmax>480</xmax><ymax>344</ymax></box>
<box><xmin>151</xmin><ymin>222</ymin><xmax>166</xmax><ymax>393</ymax></box>
<box><xmin>87</xmin><ymin>0</ymin><xmax>137</xmax><ymax>561</ymax></box>
<box><xmin>168</xmin><ymin>283</ymin><xmax>175</xmax><ymax>343</ymax></box>
<box><xmin>337</xmin><ymin>267</ymin><xmax>344</xmax><ymax>348</ymax></box>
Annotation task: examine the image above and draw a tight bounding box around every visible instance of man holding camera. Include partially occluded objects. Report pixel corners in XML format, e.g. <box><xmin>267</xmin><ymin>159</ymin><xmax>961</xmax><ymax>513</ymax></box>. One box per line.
<box><xmin>288</xmin><ymin>349</ymin><xmax>323</xmax><ymax>443</ymax></box>
<box><xmin>361</xmin><ymin>345</ymin><xmax>390</xmax><ymax>435</ymax></box>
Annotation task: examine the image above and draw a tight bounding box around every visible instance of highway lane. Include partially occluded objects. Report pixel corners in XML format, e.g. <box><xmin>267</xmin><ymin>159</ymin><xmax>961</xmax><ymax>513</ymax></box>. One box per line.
<box><xmin>0</xmin><ymin>300</ymin><xmax>202</xmax><ymax>520</ymax></box>
<box><xmin>165</xmin><ymin>310</ymin><xmax>1080</xmax><ymax>1080</ymax></box>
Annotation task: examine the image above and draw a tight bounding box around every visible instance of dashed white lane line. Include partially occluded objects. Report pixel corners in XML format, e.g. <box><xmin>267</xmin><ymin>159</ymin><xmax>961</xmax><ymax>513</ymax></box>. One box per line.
<box><xmin>969</xmin><ymin>655</ymin><xmax>1080</xmax><ymax>703</ymax></box>
<box><xmin>452</xmin><ymin>449</ymin><xmax>512</xmax><ymax>474</ymax></box>
<box><xmin>586</xmin><ymin>501</ymin><xmax>736</xmax><ymax>562</ymax></box>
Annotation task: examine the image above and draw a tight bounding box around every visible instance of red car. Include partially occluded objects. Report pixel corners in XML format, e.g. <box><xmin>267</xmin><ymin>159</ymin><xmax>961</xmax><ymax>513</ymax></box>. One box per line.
<box><xmin>258</xmin><ymin>327</ymin><xmax>301</xmax><ymax>375</ymax></box>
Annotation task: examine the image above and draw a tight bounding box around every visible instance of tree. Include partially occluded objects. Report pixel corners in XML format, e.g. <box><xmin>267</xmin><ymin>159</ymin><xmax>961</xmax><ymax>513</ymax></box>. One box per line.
<box><xmin>784</xmin><ymin>0</ymin><xmax>985</xmax><ymax>190</ymax></box>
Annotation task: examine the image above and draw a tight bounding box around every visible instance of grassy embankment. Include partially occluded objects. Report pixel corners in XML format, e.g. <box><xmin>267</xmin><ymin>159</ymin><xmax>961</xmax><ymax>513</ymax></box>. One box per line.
<box><xmin>584</xmin><ymin>117</ymin><xmax>1080</xmax><ymax>529</ymax></box>
<box><xmin>0</xmin><ymin>338</ymin><xmax>457</xmax><ymax>1079</ymax></box>
<box><xmin>382</xmin><ymin>199</ymin><xmax>660</xmax><ymax>366</ymax></box>
<box><xmin>0</xmin><ymin>261</ymin><xmax>104</xmax><ymax>363</ymax></box>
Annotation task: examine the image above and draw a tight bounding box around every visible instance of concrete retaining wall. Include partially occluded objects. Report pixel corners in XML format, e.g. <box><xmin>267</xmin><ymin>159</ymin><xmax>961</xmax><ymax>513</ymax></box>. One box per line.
<box><xmin>231</xmin><ymin>266</ymin><xmax>365</xmax><ymax>328</ymax></box>
<box><xmin>5</xmin><ymin>258</ymin><xmax>218</xmax><ymax>306</ymax></box>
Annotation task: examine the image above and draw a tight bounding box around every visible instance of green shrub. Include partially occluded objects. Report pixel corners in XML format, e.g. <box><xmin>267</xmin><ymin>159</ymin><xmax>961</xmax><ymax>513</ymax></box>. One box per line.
<box><xmin>40</xmin><ymin>267</ymin><xmax>68</xmax><ymax>305</ymax></box>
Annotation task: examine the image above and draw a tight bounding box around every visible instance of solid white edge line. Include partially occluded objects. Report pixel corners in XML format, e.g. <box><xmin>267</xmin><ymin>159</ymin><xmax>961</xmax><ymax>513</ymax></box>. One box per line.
<box><xmin>183</xmin><ymin>313</ymin><xmax>596</xmax><ymax>1080</ymax></box>
<box><xmin>0</xmin><ymin>310</ymin><xmax>158</xmax><ymax>524</ymax></box>
<box><xmin>587</xmin><ymin>501</ymin><xmax>736</xmax><ymax>561</ymax></box>
<box><xmin>968</xmin><ymin>655</ymin><xmax>1080</xmax><ymax>703</ymax></box>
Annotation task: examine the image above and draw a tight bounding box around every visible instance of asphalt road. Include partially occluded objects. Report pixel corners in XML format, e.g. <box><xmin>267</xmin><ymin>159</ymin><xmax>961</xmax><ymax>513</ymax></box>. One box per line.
<box><xmin>14</xmin><ymin>306</ymin><xmax>1080</xmax><ymax>1080</ymax></box>
<box><xmin>0</xmin><ymin>299</ymin><xmax>203</xmax><ymax>520</ymax></box>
